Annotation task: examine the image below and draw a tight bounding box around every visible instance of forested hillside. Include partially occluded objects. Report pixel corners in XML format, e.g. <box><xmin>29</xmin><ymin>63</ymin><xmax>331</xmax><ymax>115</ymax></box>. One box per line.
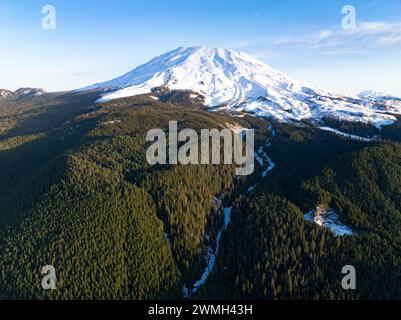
<box><xmin>0</xmin><ymin>92</ymin><xmax>400</xmax><ymax>299</ymax></box>
<box><xmin>0</xmin><ymin>93</ymin><xmax>264</xmax><ymax>299</ymax></box>
<box><xmin>201</xmin><ymin>123</ymin><xmax>401</xmax><ymax>299</ymax></box>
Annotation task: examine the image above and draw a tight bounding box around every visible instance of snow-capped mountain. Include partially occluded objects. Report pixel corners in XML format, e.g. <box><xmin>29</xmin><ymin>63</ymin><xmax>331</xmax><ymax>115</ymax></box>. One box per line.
<box><xmin>358</xmin><ymin>90</ymin><xmax>401</xmax><ymax>100</ymax></box>
<box><xmin>80</xmin><ymin>46</ymin><xmax>400</xmax><ymax>128</ymax></box>
<box><xmin>14</xmin><ymin>88</ymin><xmax>44</xmax><ymax>98</ymax></box>
<box><xmin>0</xmin><ymin>89</ymin><xmax>14</xmax><ymax>100</ymax></box>
<box><xmin>358</xmin><ymin>90</ymin><xmax>392</xmax><ymax>99</ymax></box>
<box><xmin>358</xmin><ymin>90</ymin><xmax>401</xmax><ymax>114</ymax></box>
<box><xmin>0</xmin><ymin>88</ymin><xmax>44</xmax><ymax>101</ymax></box>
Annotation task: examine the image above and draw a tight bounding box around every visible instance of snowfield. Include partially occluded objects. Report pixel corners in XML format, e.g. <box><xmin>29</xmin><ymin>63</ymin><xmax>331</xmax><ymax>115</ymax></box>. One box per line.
<box><xmin>319</xmin><ymin>127</ymin><xmax>377</xmax><ymax>142</ymax></box>
<box><xmin>304</xmin><ymin>208</ymin><xmax>354</xmax><ymax>236</ymax></box>
<box><xmin>80</xmin><ymin>46</ymin><xmax>401</xmax><ymax>128</ymax></box>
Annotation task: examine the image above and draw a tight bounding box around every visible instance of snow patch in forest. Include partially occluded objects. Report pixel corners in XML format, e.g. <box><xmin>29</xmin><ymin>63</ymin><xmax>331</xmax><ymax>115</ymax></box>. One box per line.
<box><xmin>304</xmin><ymin>207</ymin><xmax>354</xmax><ymax>236</ymax></box>
<box><xmin>103</xmin><ymin>119</ymin><xmax>121</xmax><ymax>125</ymax></box>
<box><xmin>319</xmin><ymin>126</ymin><xmax>376</xmax><ymax>142</ymax></box>
<box><xmin>225</xmin><ymin>122</ymin><xmax>246</xmax><ymax>134</ymax></box>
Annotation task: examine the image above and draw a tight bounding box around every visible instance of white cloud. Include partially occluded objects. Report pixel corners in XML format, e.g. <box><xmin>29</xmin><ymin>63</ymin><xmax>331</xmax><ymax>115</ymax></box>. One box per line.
<box><xmin>274</xmin><ymin>21</ymin><xmax>401</xmax><ymax>51</ymax></box>
<box><xmin>319</xmin><ymin>30</ymin><xmax>333</xmax><ymax>39</ymax></box>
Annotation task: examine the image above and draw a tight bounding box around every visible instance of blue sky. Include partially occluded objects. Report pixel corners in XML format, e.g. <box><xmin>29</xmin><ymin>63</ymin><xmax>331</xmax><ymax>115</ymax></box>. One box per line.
<box><xmin>0</xmin><ymin>0</ymin><xmax>400</xmax><ymax>95</ymax></box>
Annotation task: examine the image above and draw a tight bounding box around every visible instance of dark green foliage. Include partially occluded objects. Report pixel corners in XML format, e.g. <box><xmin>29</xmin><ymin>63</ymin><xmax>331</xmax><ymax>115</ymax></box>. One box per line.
<box><xmin>321</xmin><ymin>117</ymin><xmax>380</xmax><ymax>137</ymax></box>
<box><xmin>382</xmin><ymin>115</ymin><xmax>401</xmax><ymax>142</ymax></box>
<box><xmin>200</xmin><ymin>123</ymin><xmax>401</xmax><ymax>300</ymax></box>
<box><xmin>200</xmin><ymin>193</ymin><xmax>354</xmax><ymax>299</ymax></box>
<box><xmin>0</xmin><ymin>92</ymin><xmax>401</xmax><ymax>300</ymax></box>
<box><xmin>0</xmin><ymin>94</ymin><xmax>254</xmax><ymax>299</ymax></box>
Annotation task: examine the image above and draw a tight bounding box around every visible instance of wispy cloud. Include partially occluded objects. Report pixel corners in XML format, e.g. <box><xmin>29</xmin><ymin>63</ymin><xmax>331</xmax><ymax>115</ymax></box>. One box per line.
<box><xmin>274</xmin><ymin>21</ymin><xmax>401</xmax><ymax>53</ymax></box>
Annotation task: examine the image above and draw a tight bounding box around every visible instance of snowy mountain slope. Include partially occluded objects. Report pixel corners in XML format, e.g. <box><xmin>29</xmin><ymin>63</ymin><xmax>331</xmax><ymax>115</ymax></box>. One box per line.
<box><xmin>0</xmin><ymin>89</ymin><xmax>14</xmax><ymax>100</ymax></box>
<box><xmin>358</xmin><ymin>90</ymin><xmax>391</xmax><ymax>99</ymax></box>
<box><xmin>80</xmin><ymin>46</ymin><xmax>400</xmax><ymax>128</ymax></box>
<box><xmin>14</xmin><ymin>88</ymin><xmax>44</xmax><ymax>97</ymax></box>
<box><xmin>0</xmin><ymin>88</ymin><xmax>44</xmax><ymax>101</ymax></box>
<box><xmin>358</xmin><ymin>90</ymin><xmax>401</xmax><ymax>100</ymax></box>
<box><xmin>358</xmin><ymin>90</ymin><xmax>401</xmax><ymax>114</ymax></box>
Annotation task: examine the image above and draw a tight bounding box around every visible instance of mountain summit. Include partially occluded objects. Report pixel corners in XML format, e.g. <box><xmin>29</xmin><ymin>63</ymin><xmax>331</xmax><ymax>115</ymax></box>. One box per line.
<box><xmin>82</xmin><ymin>46</ymin><xmax>308</xmax><ymax>105</ymax></box>
<box><xmin>81</xmin><ymin>46</ymin><xmax>400</xmax><ymax>127</ymax></box>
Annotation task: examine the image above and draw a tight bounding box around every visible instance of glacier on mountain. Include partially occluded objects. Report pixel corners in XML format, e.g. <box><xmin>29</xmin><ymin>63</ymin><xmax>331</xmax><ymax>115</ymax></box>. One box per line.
<box><xmin>80</xmin><ymin>46</ymin><xmax>401</xmax><ymax>128</ymax></box>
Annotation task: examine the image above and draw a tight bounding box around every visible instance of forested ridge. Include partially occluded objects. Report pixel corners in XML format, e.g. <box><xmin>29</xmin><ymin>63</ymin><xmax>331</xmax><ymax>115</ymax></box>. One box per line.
<box><xmin>0</xmin><ymin>93</ymin><xmax>262</xmax><ymax>298</ymax></box>
<box><xmin>201</xmin><ymin>123</ymin><xmax>401</xmax><ymax>299</ymax></box>
<box><xmin>0</xmin><ymin>92</ymin><xmax>400</xmax><ymax>299</ymax></box>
